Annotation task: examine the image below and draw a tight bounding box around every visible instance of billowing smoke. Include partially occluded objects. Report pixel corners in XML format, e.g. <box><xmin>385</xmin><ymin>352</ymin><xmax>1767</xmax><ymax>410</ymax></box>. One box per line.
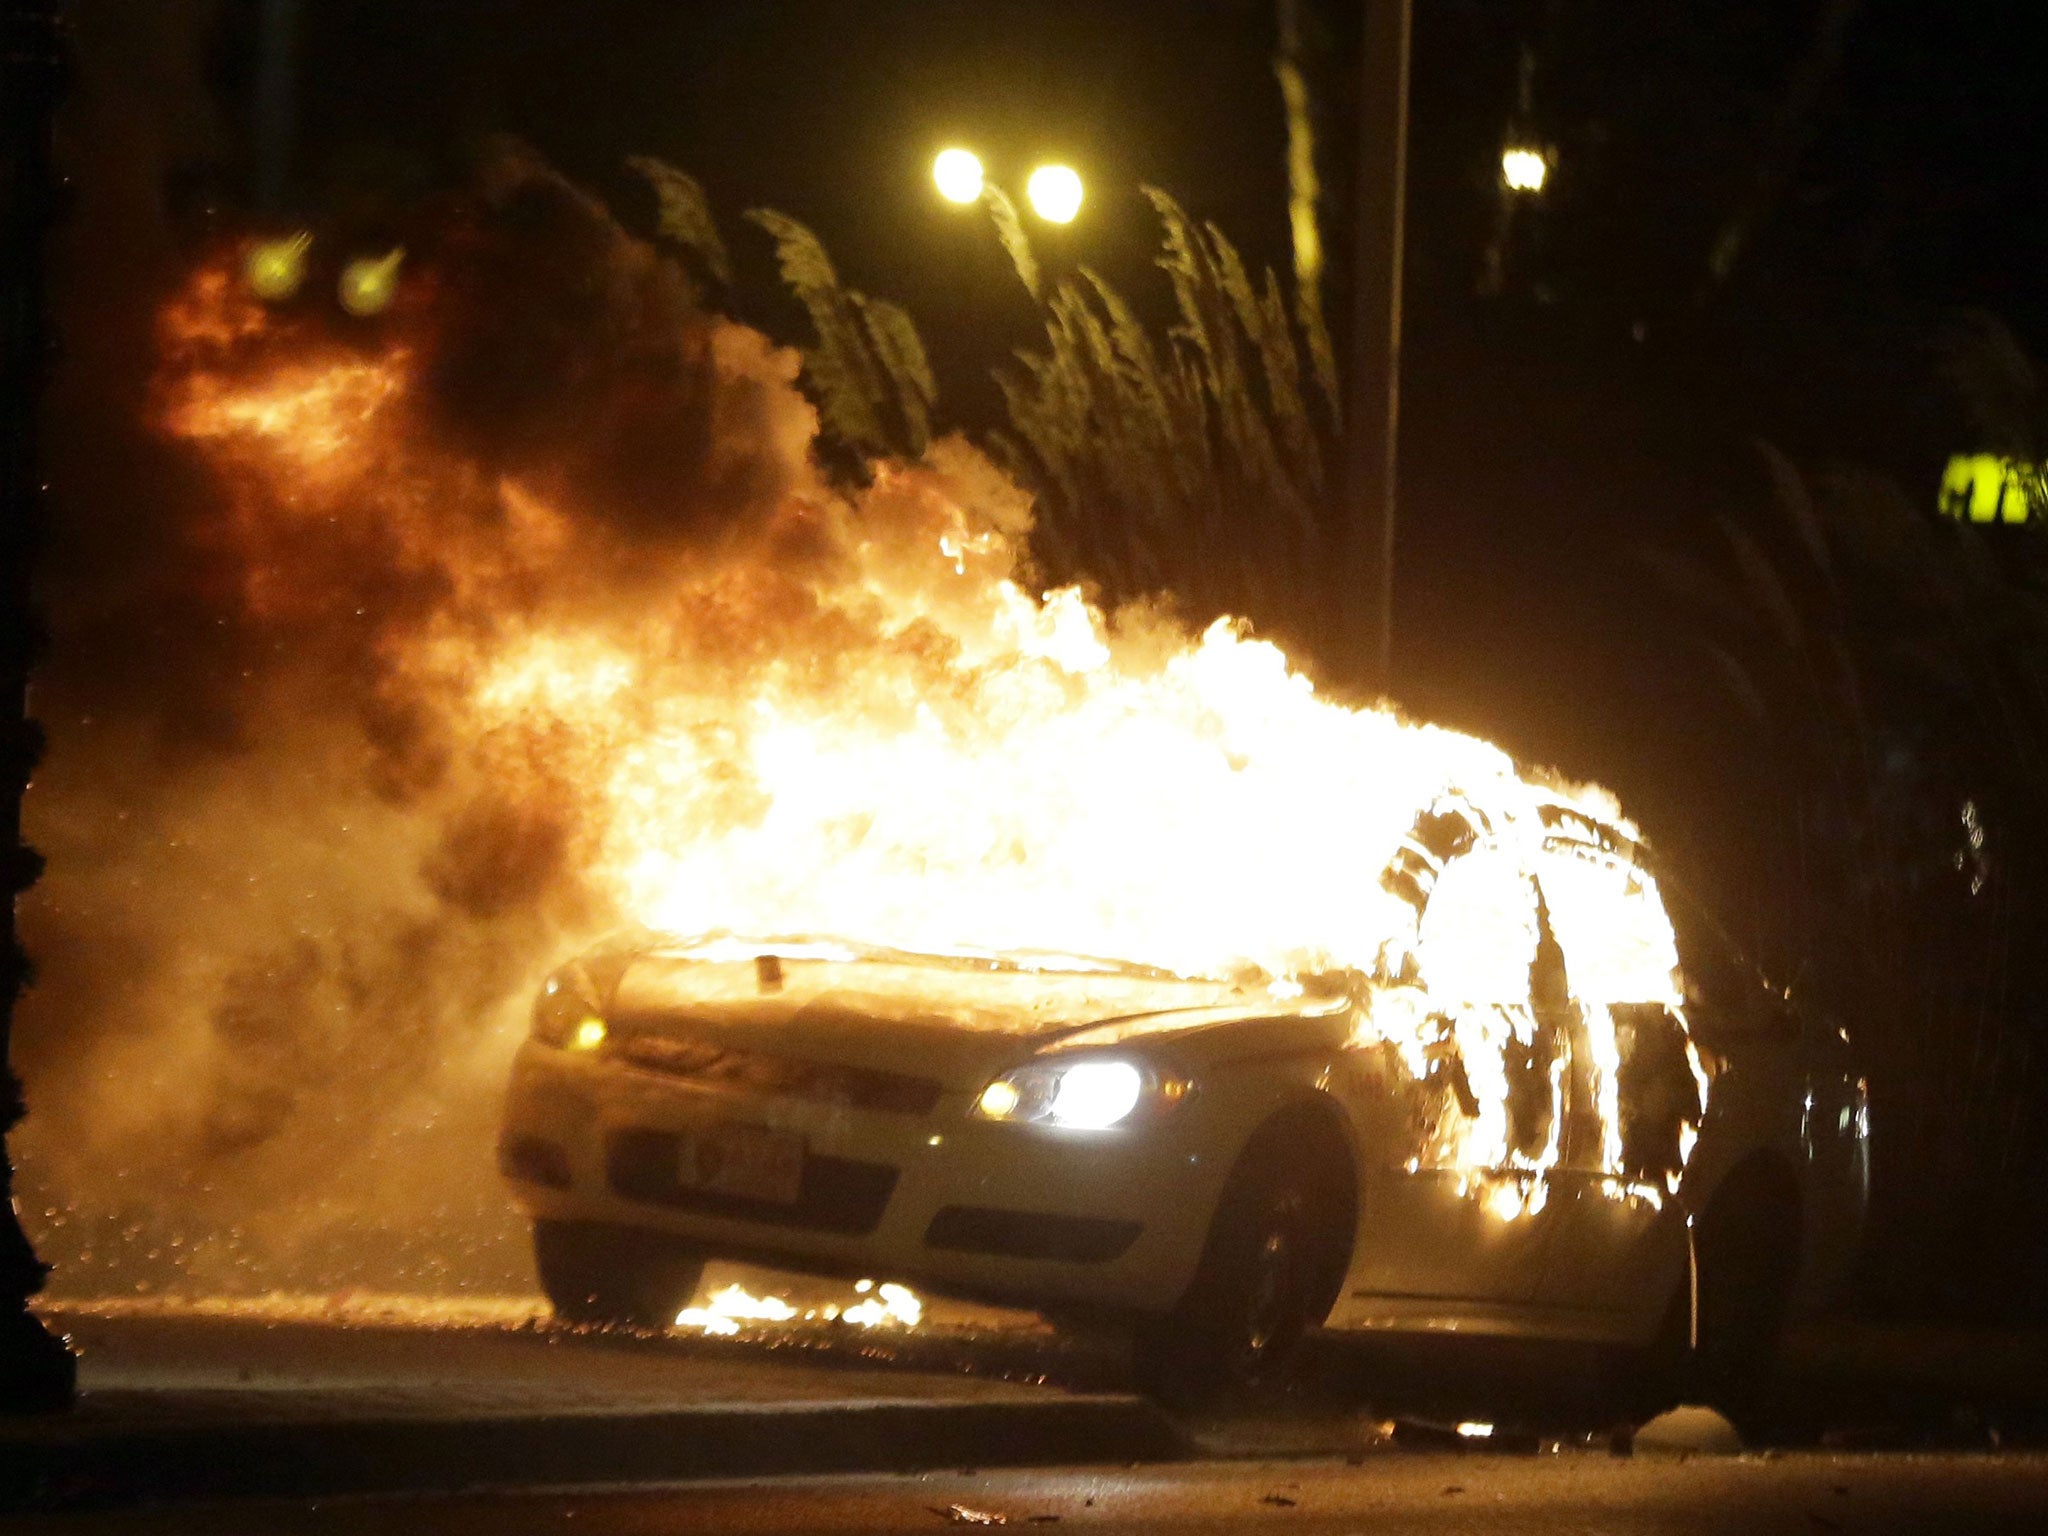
<box><xmin>18</xmin><ymin>145</ymin><xmax>841</xmax><ymax>1294</ymax></box>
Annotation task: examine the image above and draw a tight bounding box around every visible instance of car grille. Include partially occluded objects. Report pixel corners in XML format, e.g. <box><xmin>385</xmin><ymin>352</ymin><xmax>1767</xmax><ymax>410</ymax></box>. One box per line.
<box><xmin>605</xmin><ymin>1128</ymin><xmax>897</xmax><ymax>1235</ymax></box>
<box><xmin>924</xmin><ymin>1205</ymin><xmax>1142</xmax><ymax>1263</ymax></box>
<box><xmin>610</xmin><ymin>1033</ymin><xmax>944</xmax><ymax>1116</ymax></box>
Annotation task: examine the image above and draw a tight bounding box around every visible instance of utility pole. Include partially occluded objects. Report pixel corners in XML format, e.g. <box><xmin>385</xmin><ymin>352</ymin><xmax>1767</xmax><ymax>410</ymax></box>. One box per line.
<box><xmin>0</xmin><ymin>0</ymin><xmax>80</xmax><ymax>1412</ymax></box>
<box><xmin>1345</xmin><ymin>0</ymin><xmax>1411</xmax><ymax>689</ymax></box>
<box><xmin>255</xmin><ymin>0</ymin><xmax>301</xmax><ymax>212</ymax></box>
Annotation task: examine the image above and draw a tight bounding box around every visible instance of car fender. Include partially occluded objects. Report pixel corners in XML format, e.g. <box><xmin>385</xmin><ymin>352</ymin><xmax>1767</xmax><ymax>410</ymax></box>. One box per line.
<box><xmin>1676</xmin><ymin>1024</ymin><xmax>1864</xmax><ymax>1322</ymax></box>
<box><xmin>1092</xmin><ymin>1016</ymin><xmax>1363</xmax><ymax>1312</ymax></box>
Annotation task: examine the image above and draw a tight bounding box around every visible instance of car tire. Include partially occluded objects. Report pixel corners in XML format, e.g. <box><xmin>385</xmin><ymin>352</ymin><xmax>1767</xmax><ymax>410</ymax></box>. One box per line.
<box><xmin>1132</xmin><ymin>1121</ymin><xmax>1352</xmax><ymax>1408</ymax></box>
<box><xmin>533</xmin><ymin>1219</ymin><xmax>707</xmax><ymax>1331</ymax></box>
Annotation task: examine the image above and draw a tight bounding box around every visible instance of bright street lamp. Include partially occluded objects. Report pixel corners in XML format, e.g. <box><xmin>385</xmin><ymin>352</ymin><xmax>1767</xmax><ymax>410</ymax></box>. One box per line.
<box><xmin>933</xmin><ymin>147</ymin><xmax>985</xmax><ymax>205</ymax></box>
<box><xmin>338</xmin><ymin>247</ymin><xmax>404</xmax><ymax>317</ymax></box>
<box><xmin>245</xmin><ymin>232</ymin><xmax>311</xmax><ymax>302</ymax></box>
<box><xmin>1025</xmin><ymin>164</ymin><xmax>1084</xmax><ymax>224</ymax></box>
<box><xmin>1501</xmin><ymin>145</ymin><xmax>1549</xmax><ymax>194</ymax></box>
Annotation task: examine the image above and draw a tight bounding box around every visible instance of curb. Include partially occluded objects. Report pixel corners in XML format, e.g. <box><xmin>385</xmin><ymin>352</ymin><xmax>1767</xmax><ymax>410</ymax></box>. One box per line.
<box><xmin>0</xmin><ymin>1395</ymin><xmax>1190</xmax><ymax>1511</ymax></box>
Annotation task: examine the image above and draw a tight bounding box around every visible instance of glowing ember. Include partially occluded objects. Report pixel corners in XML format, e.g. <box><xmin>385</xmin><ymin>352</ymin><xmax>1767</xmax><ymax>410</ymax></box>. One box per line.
<box><xmin>843</xmin><ymin>1281</ymin><xmax>924</xmax><ymax>1329</ymax></box>
<box><xmin>671</xmin><ymin>1278</ymin><xmax>923</xmax><ymax>1334</ymax></box>
<box><xmin>675</xmin><ymin>1283</ymin><xmax>799</xmax><ymax>1335</ymax></box>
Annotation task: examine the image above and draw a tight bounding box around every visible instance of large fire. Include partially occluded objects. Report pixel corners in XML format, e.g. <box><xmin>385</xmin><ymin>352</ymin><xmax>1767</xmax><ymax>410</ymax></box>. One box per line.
<box><xmin>155</xmin><ymin>266</ymin><xmax>1638</xmax><ymax>986</ymax></box>
<box><xmin>25</xmin><ymin>163</ymin><xmax>1701</xmax><ymax>1298</ymax></box>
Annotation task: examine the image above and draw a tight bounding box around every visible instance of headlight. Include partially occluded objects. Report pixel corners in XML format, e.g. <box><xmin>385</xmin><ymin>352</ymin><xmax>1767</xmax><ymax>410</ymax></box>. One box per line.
<box><xmin>531</xmin><ymin>965</ymin><xmax>606</xmax><ymax>1051</ymax></box>
<box><xmin>530</xmin><ymin>940</ymin><xmax>643</xmax><ymax>1050</ymax></box>
<box><xmin>974</xmin><ymin>1058</ymin><xmax>1185</xmax><ymax>1131</ymax></box>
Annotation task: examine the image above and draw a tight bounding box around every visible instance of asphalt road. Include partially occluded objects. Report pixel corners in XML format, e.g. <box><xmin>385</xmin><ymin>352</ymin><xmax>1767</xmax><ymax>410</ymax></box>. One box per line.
<box><xmin>43</xmin><ymin>1295</ymin><xmax>1073</xmax><ymax>1415</ymax></box>
<box><xmin>17</xmin><ymin>1452</ymin><xmax>2048</xmax><ymax>1536</ymax></box>
<box><xmin>17</xmin><ymin>1289</ymin><xmax>2048</xmax><ymax>1528</ymax></box>
<box><xmin>34</xmin><ymin>1286</ymin><xmax>2048</xmax><ymax>1452</ymax></box>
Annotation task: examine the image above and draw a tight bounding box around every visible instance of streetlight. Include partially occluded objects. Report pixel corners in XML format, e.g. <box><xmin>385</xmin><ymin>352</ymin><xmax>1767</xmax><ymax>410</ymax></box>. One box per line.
<box><xmin>337</xmin><ymin>248</ymin><xmax>404</xmax><ymax>317</ymax></box>
<box><xmin>1025</xmin><ymin>164</ymin><xmax>1084</xmax><ymax>224</ymax></box>
<box><xmin>932</xmin><ymin>147</ymin><xmax>984</xmax><ymax>205</ymax></box>
<box><xmin>244</xmin><ymin>232</ymin><xmax>311</xmax><ymax>302</ymax></box>
<box><xmin>1500</xmin><ymin>144</ymin><xmax>1550</xmax><ymax>194</ymax></box>
<box><xmin>931</xmin><ymin>151</ymin><xmax>1086</xmax><ymax>300</ymax></box>
<box><xmin>933</xmin><ymin>149</ymin><xmax>1084</xmax><ymax>227</ymax></box>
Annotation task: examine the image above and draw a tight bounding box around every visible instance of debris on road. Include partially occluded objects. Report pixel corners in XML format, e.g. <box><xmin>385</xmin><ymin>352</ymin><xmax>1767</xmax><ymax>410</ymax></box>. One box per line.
<box><xmin>1631</xmin><ymin>1405</ymin><xmax>1745</xmax><ymax>1456</ymax></box>
<box><xmin>934</xmin><ymin>1505</ymin><xmax>1007</xmax><ymax>1525</ymax></box>
<box><xmin>1391</xmin><ymin>1415</ymin><xmax>1541</xmax><ymax>1453</ymax></box>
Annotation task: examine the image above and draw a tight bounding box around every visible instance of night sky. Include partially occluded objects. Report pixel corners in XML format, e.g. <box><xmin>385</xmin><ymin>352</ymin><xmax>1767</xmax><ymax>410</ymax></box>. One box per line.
<box><xmin>245</xmin><ymin>1</ymin><xmax>2048</xmax><ymax>345</ymax></box>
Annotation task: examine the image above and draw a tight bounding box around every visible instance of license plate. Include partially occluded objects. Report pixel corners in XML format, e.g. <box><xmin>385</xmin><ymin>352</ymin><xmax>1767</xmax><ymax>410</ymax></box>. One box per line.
<box><xmin>679</xmin><ymin>1123</ymin><xmax>805</xmax><ymax>1205</ymax></box>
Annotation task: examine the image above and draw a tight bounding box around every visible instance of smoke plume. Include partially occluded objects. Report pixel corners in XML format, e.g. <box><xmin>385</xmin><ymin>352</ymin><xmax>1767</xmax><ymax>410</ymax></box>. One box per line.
<box><xmin>19</xmin><ymin>144</ymin><xmax>841</xmax><ymax>1294</ymax></box>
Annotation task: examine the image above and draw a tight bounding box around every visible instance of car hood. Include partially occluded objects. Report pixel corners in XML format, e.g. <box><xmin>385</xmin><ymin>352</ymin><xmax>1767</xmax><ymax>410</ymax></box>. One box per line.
<box><xmin>604</xmin><ymin>944</ymin><xmax>1346</xmax><ymax>1090</ymax></box>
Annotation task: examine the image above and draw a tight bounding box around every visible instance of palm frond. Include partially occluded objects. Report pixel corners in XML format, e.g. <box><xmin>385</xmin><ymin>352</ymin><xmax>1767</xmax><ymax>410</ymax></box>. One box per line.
<box><xmin>981</xmin><ymin>185</ymin><xmax>1042</xmax><ymax>302</ymax></box>
<box><xmin>992</xmin><ymin>187</ymin><xmax>1341</xmax><ymax>632</ymax></box>
<box><xmin>626</xmin><ymin>156</ymin><xmax>732</xmax><ymax>287</ymax></box>
<box><xmin>745</xmin><ymin>208</ymin><xmax>932</xmax><ymax>464</ymax></box>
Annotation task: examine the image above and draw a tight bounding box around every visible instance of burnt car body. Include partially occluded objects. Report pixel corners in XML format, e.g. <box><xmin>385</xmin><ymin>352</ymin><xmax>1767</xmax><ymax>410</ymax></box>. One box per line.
<box><xmin>500</xmin><ymin>798</ymin><xmax>1868</xmax><ymax>1404</ymax></box>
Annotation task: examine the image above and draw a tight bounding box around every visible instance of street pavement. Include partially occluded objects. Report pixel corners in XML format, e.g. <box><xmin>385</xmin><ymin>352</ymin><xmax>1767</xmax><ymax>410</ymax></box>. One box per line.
<box><xmin>14</xmin><ymin>1451</ymin><xmax>2048</xmax><ymax>1535</ymax></box>
<box><xmin>9</xmin><ymin>1287</ymin><xmax>2048</xmax><ymax>1520</ymax></box>
<box><xmin>41</xmin><ymin>1296</ymin><xmax>1076</xmax><ymax>1416</ymax></box>
<box><xmin>4</xmin><ymin>1296</ymin><xmax>1181</xmax><ymax>1507</ymax></box>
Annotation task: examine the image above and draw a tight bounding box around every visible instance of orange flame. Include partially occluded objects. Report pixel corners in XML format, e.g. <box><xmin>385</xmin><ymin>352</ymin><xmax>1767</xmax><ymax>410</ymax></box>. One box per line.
<box><xmin>144</xmin><ymin>242</ymin><xmax>1707</xmax><ymax>1223</ymax></box>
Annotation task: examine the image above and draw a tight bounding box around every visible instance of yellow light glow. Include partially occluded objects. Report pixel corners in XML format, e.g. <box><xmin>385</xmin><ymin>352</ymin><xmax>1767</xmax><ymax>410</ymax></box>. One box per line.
<box><xmin>1026</xmin><ymin>164</ymin><xmax>1084</xmax><ymax>224</ymax></box>
<box><xmin>1939</xmin><ymin>453</ymin><xmax>2035</xmax><ymax>524</ymax></box>
<box><xmin>568</xmin><ymin>1017</ymin><xmax>607</xmax><ymax>1052</ymax></box>
<box><xmin>245</xmin><ymin>234</ymin><xmax>312</xmax><ymax>302</ymax></box>
<box><xmin>977</xmin><ymin>1079</ymin><xmax>1022</xmax><ymax>1120</ymax></box>
<box><xmin>933</xmin><ymin>148</ymin><xmax>985</xmax><ymax>205</ymax></box>
<box><xmin>1456</xmin><ymin>1421</ymin><xmax>1496</xmax><ymax>1439</ymax></box>
<box><xmin>338</xmin><ymin>248</ymin><xmax>405</xmax><ymax>317</ymax></box>
<box><xmin>1502</xmin><ymin>147</ymin><xmax>1549</xmax><ymax>193</ymax></box>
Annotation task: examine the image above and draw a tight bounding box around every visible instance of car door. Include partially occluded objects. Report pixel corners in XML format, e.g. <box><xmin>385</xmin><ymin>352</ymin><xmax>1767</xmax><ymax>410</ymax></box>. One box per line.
<box><xmin>1525</xmin><ymin>835</ymin><xmax>1698</xmax><ymax>1328</ymax></box>
<box><xmin>1338</xmin><ymin>829</ymin><xmax>1569</xmax><ymax>1309</ymax></box>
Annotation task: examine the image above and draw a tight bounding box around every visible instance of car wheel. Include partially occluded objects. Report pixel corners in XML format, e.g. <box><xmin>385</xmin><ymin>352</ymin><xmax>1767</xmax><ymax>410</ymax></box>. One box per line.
<box><xmin>1133</xmin><ymin>1122</ymin><xmax>1352</xmax><ymax>1407</ymax></box>
<box><xmin>532</xmin><ymin>1219</ymin><xmax>707</xmax><ymax>1331</ymax></box>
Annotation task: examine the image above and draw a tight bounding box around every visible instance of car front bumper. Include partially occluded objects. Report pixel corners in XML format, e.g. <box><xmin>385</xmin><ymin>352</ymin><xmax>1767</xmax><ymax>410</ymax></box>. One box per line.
<box><xmin>498</xmin><ymin>1040</ymin><xmax>1235</xmax><ymax>1313</ymax></box>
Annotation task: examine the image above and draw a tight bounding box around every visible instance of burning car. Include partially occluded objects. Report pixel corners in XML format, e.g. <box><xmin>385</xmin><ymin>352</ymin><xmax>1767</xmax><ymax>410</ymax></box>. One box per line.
<box><xmin>499</xmin><ymin>795</ymin><xmax>1868</xmax><ymax>1408</ymax></box>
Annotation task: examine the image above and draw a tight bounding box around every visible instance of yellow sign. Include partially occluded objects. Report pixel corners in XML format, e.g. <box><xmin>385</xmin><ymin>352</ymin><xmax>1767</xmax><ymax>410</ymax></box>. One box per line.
<box><xmin>1939</xmin><ymin>454</ymin><xmax>2035</xmax><ymax>524</ymax></box>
